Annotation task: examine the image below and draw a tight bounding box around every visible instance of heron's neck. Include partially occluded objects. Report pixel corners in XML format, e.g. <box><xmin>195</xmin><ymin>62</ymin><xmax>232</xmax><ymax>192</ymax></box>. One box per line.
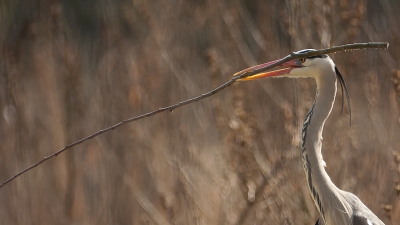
<box><xmin>301</xmin><ymin>74</ymin><xmax>341</xmax><ymax>221</ymax></box>
<box><xmin>302</xmin><ymin>76</ymin><xmax>337</xmax><ymax>169</ymax></box>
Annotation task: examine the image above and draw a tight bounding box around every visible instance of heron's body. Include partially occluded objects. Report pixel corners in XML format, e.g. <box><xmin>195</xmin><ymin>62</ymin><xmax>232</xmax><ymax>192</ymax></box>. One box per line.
<box><xmin>299</xmin><ymin>56</ymin><xmax>384</xmax><ymax>225</ymax></box>
<box><xmin>236</xmin><ymin>50</ymin><xmax>385</xmax><ymax>225</ymax></box>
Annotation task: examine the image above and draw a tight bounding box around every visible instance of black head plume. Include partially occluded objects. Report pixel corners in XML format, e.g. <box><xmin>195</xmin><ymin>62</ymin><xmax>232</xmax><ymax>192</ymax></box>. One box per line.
<box><xmin>334</xmin><ymin>66</ymin><xmax>351</xmax><ymax>125</ymax></box>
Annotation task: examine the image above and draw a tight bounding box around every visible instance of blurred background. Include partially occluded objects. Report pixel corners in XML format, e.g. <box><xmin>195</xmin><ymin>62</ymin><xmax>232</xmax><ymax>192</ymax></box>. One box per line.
<box><xmin>1</xmin><ymin>0</ymin><xmax>399</xmax><ymax>224</ymax></box>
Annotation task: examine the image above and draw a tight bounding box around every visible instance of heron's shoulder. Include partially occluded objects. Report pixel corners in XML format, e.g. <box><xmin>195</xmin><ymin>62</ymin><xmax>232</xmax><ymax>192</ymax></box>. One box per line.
<box><xmin>339</xmin><ymin>191</ymin><xmax>385</xmax><ymax>225</ymax></box>
<box><xmin>352</xmin><ymin>214</ymin><xmax>385</xmax><ymax>225</ymax></box>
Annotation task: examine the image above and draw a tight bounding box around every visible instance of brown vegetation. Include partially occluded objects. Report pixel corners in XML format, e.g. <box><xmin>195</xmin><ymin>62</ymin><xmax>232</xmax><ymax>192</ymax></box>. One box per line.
<box><xmin>1</xmin><ymin>0</ymin><xmax>399</xmax><ymax>224</ymax></box>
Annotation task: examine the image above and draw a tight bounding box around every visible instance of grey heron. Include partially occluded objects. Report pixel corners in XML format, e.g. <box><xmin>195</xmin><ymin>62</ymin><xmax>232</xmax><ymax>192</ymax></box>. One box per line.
<box><xmin>235</xmin><ymin>50</ymin><xmax>385</xmax><ymax>225</ymax></box>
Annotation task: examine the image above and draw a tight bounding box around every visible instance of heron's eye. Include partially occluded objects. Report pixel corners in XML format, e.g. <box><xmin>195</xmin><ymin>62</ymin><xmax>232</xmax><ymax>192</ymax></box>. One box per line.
<box><xmin>299</xmin><ymin>58</ymin><xmax>306</xmax><ymax>63</ymax></box>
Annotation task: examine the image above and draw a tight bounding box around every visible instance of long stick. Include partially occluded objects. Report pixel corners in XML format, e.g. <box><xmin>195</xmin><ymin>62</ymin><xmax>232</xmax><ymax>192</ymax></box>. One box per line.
<box><xmin>0</xmin><ymin>42</ymin><xmax>389</xmax><ymax>189</ymax></box>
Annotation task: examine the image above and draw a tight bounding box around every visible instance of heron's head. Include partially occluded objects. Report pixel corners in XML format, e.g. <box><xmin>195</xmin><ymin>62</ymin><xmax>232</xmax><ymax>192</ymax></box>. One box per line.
<box><xmin>235</xmin><ymin>49</ymin><xmax>351</xmax><ymax>124</ymax></box>
<box><xmin>235</xmin><ymin>49</ymin><xmax>335</xmax><ymax>80</ymax></box>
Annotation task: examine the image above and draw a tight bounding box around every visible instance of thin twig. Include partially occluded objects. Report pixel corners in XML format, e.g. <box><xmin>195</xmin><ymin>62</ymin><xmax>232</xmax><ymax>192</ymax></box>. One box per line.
<box><xmin>234</xmin><ymin>42</ymin><xmax>389</xmax><ymax>78</ymax></box>
<box><xmin>0</xmin><ymin>42</ymin><xmax>388</xmax><ymax>189</ymax></box>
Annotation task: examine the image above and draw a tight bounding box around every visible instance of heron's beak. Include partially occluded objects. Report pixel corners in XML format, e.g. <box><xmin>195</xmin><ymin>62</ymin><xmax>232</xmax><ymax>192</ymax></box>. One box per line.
<box><xmin>234</xmin><ymin>59</ymin><xmax>302</xmax><ymax>81</ymax></box>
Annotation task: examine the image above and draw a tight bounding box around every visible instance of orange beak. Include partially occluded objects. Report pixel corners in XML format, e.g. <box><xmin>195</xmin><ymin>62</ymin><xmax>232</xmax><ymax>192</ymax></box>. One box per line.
<box><xmin>234</xmin><ymin>59</ymin><xmax>303</xmax><ymax>81</ymax></box>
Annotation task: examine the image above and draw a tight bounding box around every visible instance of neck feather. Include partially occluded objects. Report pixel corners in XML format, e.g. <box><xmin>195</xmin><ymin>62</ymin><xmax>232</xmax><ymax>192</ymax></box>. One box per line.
<box><xmin>301</xmin><ymin>72</ymin><xmax>352</xmax><ymax>224</ymax></box>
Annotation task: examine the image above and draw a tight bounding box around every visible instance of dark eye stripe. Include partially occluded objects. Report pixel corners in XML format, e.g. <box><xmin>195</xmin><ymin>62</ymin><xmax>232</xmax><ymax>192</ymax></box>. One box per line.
<box><xmin>296</xmin><ymin>49</ymin><xmax>328</xmax><ymax>59</ymax></box>
<box><xmin>297</xmin><ymin>49</ymin><xmax>314</xmax><ymax>54</ymax></box>
<box><xmin>307</xmin><ymin>54</ymin><xmax>328</xmax><ymax>59</ymax></box>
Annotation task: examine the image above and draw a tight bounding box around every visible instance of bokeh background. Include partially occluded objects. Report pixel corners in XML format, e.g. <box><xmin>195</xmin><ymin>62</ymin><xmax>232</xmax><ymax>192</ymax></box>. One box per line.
<box><xmin>1</xmin><ymin>0</ymin><xmax>400</xmax><ymax>224</ymax></box>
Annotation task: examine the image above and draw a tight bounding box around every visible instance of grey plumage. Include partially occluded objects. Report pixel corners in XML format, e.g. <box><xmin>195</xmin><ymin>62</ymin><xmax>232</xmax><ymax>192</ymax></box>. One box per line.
<box><xmin>236</xmin><ymin>50</ymin><xmax>385</xmax><ymax>225</ymax></box>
